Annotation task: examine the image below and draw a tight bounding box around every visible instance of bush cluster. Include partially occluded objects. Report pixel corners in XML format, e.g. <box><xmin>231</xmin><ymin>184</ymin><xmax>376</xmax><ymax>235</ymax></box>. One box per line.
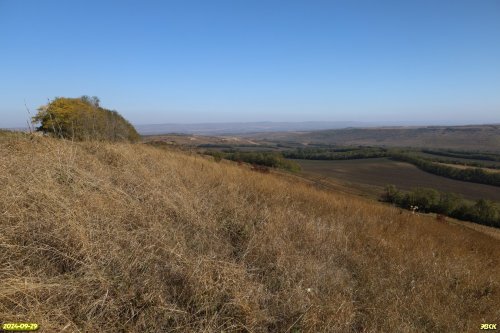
<box><xmin>382</xmin><ymin>185</ymin><xmax>500</xmax><ymax>228</ymax></box>
<box><xmin>32</xmin><ymin>96</ymin><xmax>140</xmax><ymax>142</ymax></box>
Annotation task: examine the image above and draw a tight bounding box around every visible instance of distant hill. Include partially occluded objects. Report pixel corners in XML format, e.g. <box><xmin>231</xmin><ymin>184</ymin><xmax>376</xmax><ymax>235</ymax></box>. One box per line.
<box><xmin>135</xmin><ymin>121</ymin><xmax>495</xmax><ymax>136</ymax></box>
<box><xmin>136</xmin><ymin>121</ymin><xmax>372</xmax><ymax>135</ymax></box>
<box><xmin>246</xmin><ymin>124</ymin><xmax>500</xmax><ymax>151</ymax></box>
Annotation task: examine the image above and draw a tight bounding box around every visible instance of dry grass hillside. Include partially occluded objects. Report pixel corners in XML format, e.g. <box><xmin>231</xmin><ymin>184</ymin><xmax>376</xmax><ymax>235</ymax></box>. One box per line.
<box><xmin>1</xmin><ymin>134</ymin><xmax>499</xmax><ymax>332</ymax></box>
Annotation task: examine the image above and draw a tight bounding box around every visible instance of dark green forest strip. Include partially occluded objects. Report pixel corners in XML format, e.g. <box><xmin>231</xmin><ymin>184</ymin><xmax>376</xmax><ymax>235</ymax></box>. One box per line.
<box><xmin>204</xmin><ymin>151</ymin><xmax>301</xmax><ymax>172</ymax></box>
<box><xmin>381</xmin><ymin>185</ymin><xmax>500</xmax><ymax>228</ymax></box>
<box><xmin>282</xmin><ymin>147</ymin><xmax>388</xmax><ymax>160</ymax></box>
<box><xmin>389</xmin><ymin>154</ymin><xmax>500</xmax><ymax>187</ymax></box>
<box><xmin>421</xmin><ymin>149</ymin><xmax>500</xmax><ymax>162</ymax></box>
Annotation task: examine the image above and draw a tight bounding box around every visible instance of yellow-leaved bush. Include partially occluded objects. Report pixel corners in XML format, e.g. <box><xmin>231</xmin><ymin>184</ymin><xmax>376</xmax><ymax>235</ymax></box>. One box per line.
<box><xmin>33</xmin><ymin>96</ymin><xmax>140</xmax><ymax>142</ymax></box>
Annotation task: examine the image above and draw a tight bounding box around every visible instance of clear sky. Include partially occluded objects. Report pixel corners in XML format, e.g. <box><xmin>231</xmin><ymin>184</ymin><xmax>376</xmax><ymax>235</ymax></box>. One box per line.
<box><xmin>1</xmin><ymin>0</ymin><xmax>499</xmax><ymax>127</ymax></box>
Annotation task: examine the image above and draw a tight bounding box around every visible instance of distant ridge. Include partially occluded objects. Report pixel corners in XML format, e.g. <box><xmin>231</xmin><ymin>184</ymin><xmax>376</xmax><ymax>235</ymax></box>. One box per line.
<box><xmin>136</xmin><ymin>121</ymin><xmax>367</xmax><ymax>135</ymax></box>
<box><xmin>247</xmin><ymin>124</ymin><xmax>500</xmax><ymax>152</ymax></box>
<box><xmin>135</xmin><ymin>120</ymin><xmax>487</xmax><ymax>136</ymax></box>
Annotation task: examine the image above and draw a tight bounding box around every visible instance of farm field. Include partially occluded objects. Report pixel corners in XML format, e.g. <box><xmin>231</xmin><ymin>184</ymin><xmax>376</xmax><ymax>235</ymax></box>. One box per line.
<box><xmin>246</xmin><ymin>125</ymin><xmax>500</xmax><ymax>151</ymax></box>
<box><xmin>435</xmin><ymin>162</ymin><xmax>500</xmax><ymax>173</ymax></box>
<box><xmin>295</xmin><ymin>158</ymin><xmax>500</xmax><ymax>202</ymax></box>
<box><xmin>143</xmin><ymin>134</ymin><xmax>264</xmax><ymax>147</ymax></box>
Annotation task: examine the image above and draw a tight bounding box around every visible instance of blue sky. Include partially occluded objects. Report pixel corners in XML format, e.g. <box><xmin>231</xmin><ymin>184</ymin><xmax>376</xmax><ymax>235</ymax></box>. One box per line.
<box><xmin>1</xmin><ymin>0</ymin><xmax>499</xmax><ymax>127</ymax></box>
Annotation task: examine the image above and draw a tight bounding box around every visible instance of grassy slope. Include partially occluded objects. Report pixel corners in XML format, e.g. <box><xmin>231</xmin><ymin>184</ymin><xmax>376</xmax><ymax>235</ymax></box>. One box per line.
<box><xmin>1</xmin><ymin>136</ymin><xmax>499</xmax><ymax>332</ymax></box>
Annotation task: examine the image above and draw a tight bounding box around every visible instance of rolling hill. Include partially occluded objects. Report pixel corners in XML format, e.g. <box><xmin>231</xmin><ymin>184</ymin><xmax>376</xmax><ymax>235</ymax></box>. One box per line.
<box><xmin>1</xmin><ymin>133</ymin><xmax>499</xmax><ymax>332</ymax></box>
<box><xmin>247</xmin><ymin>125</ymin><xmax>500</xmax><ymax>151</ymax></box>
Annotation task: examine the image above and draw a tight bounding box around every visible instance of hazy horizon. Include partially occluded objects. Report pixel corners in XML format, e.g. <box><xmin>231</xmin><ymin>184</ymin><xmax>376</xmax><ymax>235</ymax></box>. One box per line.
<box><xmin>3</xmin><ymin>118</ymin><xmax>500</xmax><ymax>130</ymax></box>
<box><xmin>134</xmin><ymin>120</ymin><xmax>500</xmax><ymax>136</ymax></box>
<box><xmin>1</xmin><ymin>1</ymin><xmax>500</xmax><ymax>127</ymax></box>
<box><xmin>5</xmin><ymin>119</ymin><xmax>500</xmax><ymax>137</ymax></box>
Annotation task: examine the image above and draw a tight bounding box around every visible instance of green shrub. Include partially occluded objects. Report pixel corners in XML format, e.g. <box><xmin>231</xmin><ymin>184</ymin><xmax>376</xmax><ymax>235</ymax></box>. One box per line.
<box><xmin>381</xmin><ymin>185</ymin><xmax>401</xmax><ymax>203</ymax></box>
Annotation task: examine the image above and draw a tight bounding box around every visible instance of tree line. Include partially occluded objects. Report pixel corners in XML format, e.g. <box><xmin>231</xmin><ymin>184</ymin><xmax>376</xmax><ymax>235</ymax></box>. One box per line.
<box><xmin>422</xmin><ymin>149</ymin><xmax>500</xmax><ymax>162</ymax></box>
<box><xmin>205</xmin><ymin>151</ymin><xmax>301</xmax><ymax>172</ymax></box>
<box><xmin>282</xmin><ymin>147</ymin><xmax>387</xmax><ymax>160</ymax></box>
<box><xmin>381</xmin><ymin>185</ymin><xmax>500</xmax><ymax>228</ymax></box>
<box><xmin>390</xmin><ymin>153</ymin><xmax>500</xmax><ymax>187</ymax></box>
<box><xmin>282</xmin><ymin>147</ymin><xmax>500</xmax><ymax>187</ymax></box>
<box><xmin>418</xmin><ymin>155</ymin><xmax>500</xmax><ymax>170</ymax></box>
<box><xmin>33</xmin><ymin>96</ymin><xmax>140</xmax><ymax>142</ymax></box>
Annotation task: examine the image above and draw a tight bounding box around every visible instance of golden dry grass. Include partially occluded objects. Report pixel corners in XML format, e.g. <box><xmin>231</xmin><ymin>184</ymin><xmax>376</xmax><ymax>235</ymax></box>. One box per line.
<box><xmin>0</xmin><ymin>135</ymin><xmax>499</xmax><ymax>332</ymax></box>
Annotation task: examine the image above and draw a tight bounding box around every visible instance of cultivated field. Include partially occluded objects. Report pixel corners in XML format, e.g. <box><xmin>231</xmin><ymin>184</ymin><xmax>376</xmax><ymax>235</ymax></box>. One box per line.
<box><xmin>245</xmin><ymin>125</ymin><xmax>500</xmax><ymax>151</ymax></box>
<box><xmin>295</xmin><ymin>158</ymin><xmax>500</xmax><ymax>202</ymax></box>
<box><xmin>1</xmin><ymin>135</ymin><xmax>499</xmax><ymax>332</ymax></box>
<box><xmin>143</xmin><ymin>134</ymin><xmax>263</xmax><ymax>147</ymax></box>
<box><xmin>435</xmin><ymin>162</ymin><xmax>500</xmax><ymax>173</ymax></box>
